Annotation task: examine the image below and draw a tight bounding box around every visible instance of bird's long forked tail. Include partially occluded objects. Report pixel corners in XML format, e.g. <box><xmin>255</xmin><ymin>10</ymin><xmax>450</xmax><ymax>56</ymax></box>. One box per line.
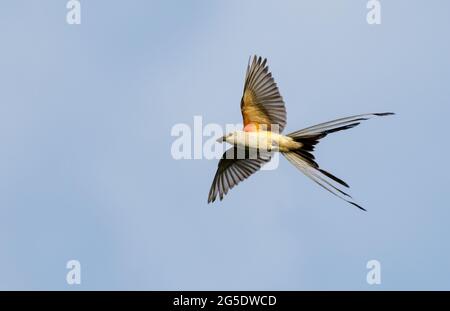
<box><xmin>282</xmin><ymin>112</ymin><xmax>394</xmax><ymax>211</ymax></box>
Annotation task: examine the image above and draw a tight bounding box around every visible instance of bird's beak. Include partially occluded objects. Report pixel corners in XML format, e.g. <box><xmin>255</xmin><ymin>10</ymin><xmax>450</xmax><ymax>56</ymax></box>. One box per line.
<box><xmin>216</xmin><ymin>135</ymin><xmax>225</xmax><ymax>143</ymax></box>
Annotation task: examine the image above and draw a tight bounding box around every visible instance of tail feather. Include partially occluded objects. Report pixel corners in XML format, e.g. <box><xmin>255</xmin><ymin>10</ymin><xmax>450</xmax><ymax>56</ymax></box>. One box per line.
<box><xmin>290</xmin><ymin>149</ymin><xmax>348</xmax><ymax>188</ymax></box>
<box><xmin>283</xmin><ymin>152</ymin><xmax>365</xmax><ymax>211</ymax></box>
<box><xmin>283</xmin><ymin>112</ymin><xmax>394</xmax><ymax>210</ymax></box>
<box><xmin>288</xmin><ymin>112</ymin><xmax>394</xmax><ymax>138</ymax></box>
<box><xmin>318</xmin><ymin>168</ymin><xmax>349</xmax><ymax>188</ymax></box>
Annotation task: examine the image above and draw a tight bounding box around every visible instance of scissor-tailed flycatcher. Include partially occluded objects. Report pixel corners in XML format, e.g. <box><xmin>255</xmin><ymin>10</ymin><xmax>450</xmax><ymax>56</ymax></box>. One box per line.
<box><xmin>208</xmin><ymin>55</ymin><xmax>393</xmax><ymax>210</ymax></box>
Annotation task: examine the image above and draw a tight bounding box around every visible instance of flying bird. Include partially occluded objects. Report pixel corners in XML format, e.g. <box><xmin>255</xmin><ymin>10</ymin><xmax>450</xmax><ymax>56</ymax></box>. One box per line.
<box><xmin>207</xmin><ymin>55</ymin><xmax>393</xmax><ymax>210</ymax></box>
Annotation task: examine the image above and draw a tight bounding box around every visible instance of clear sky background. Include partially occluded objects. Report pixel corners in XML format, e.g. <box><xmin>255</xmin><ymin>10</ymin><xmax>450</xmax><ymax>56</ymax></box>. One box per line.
<box><xmin>0</xmin><ymin>0</ymin><xmax>449</xmax><ymax>290</ymax></box>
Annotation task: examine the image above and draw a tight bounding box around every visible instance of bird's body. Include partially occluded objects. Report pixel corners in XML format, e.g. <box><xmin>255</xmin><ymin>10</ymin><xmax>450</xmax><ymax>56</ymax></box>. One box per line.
<box><xmin>224</xmin><ymin>130</ymin><xmax>301</xmax><ymax>153</ymax></box>
<box><xmin>208</xmin><ymin>55</ymin><xmax>393</xmax><ymax>210</ymax></box>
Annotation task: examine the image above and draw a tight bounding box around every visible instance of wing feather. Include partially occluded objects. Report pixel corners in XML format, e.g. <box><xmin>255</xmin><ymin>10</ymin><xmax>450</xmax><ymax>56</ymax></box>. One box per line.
<box><xmin>241</xmin><ymin>56</ymin><xmax>286</xmax><ymax>132</ymax></box>
<box><xmin>208</xmin><ymin>147</ymin><xmax>272</xmax><ymax>203</ymax></box>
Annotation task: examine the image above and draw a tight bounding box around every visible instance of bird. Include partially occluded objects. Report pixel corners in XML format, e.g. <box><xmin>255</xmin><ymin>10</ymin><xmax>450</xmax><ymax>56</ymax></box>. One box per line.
<box><xmin>207</xmin><ymin>55</ymin><xmax>394</xmax><ymax>210</ymax></box>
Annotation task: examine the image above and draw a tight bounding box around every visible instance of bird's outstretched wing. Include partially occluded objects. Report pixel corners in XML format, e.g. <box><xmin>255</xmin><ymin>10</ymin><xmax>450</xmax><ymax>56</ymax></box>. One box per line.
<box><xmin>208</xmin><ymin>147</ymin><xmax>272</xmax><ymax>203</ymax></box>
<box><xmin>241</xmin><ymin>56</ymin><xmax>286</xmax><ymax>133</ymax></box>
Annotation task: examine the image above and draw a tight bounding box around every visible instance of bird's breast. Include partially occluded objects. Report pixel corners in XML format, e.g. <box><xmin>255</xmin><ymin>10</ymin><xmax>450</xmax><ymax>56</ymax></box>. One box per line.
<box><xmin>234</xmin><ymin>131</ymin><xmax>300</xmax><ymax>152</ymax></box>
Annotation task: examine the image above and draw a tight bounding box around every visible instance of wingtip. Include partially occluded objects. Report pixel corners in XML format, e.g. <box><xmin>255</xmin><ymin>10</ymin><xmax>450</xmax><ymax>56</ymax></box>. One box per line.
<box><xmin>207</xmin><ymin>193</ymin><xmax>215</xmax><ymax>204</ymax></box>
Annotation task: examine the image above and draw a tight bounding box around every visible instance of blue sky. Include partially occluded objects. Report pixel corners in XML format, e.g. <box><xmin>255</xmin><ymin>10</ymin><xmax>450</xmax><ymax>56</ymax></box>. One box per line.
<box><xmin>0</xmin><ymin>0</ymin><xmax>449</xmax><ymax>290</ymax></box>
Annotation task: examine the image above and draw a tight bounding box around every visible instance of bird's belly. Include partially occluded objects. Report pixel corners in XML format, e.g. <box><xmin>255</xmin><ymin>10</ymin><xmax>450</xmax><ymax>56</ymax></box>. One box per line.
<box><xmin>235</xmin><ymin>131</ymin><xmax>271</xmax><ymax>150</ymax></box>
<box><xmin>235</xmin><ymin>131</ymin><xmax>299</xmax><ymax>152</ymax></box>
